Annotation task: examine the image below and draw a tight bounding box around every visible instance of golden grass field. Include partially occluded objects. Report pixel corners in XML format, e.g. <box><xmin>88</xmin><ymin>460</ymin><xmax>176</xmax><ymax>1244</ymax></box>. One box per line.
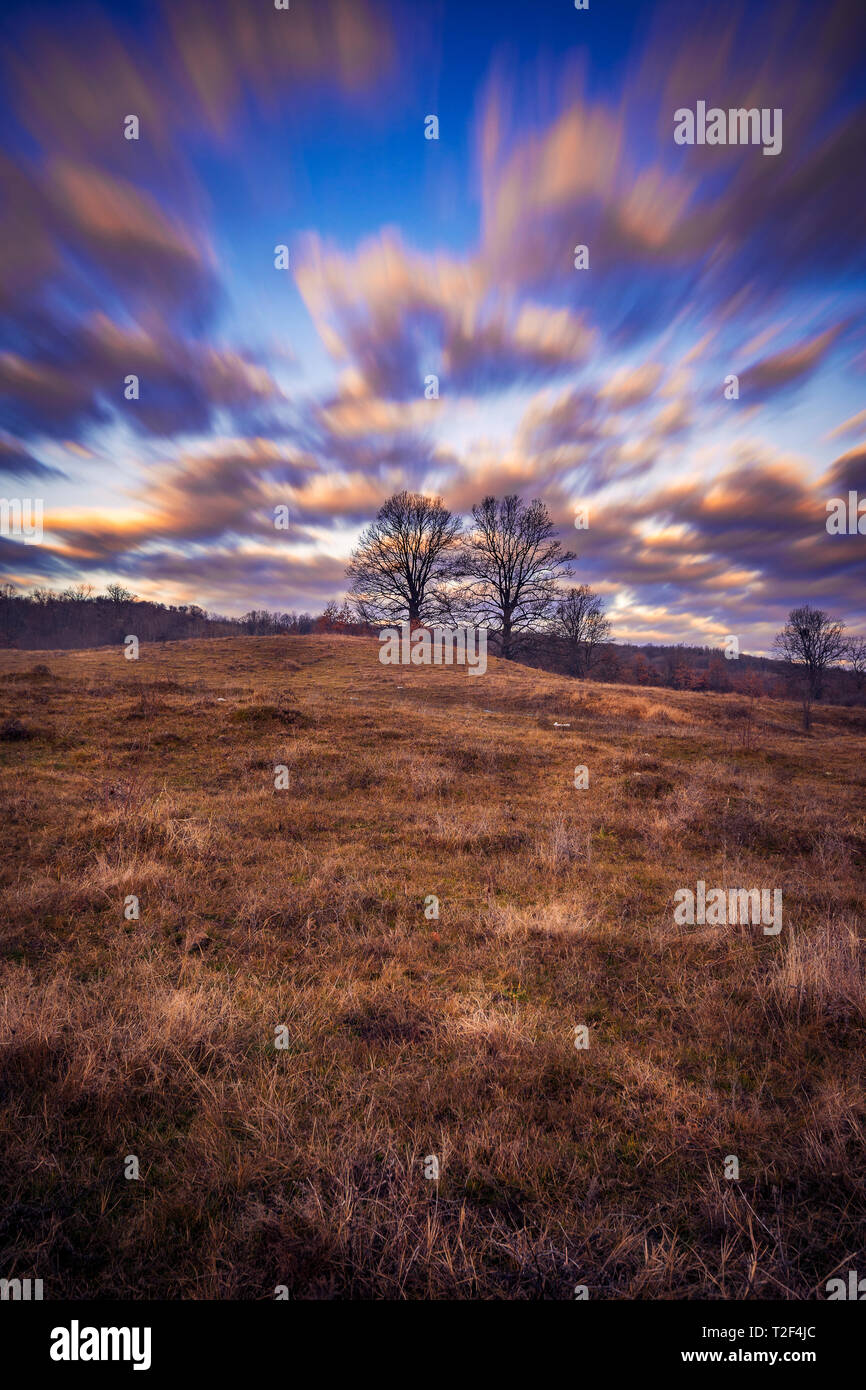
<box><xmin>1</xmin><ymin>634</ymin><xmax>864</xmax><ymax>1298</ymax></box>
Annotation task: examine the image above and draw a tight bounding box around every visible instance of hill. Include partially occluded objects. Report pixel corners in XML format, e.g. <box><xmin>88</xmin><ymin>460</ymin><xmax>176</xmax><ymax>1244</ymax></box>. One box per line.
<box><xmin>1</xmin><ymin>634</ymin><xmax>864</xmax><ymax>1297</ymax></box>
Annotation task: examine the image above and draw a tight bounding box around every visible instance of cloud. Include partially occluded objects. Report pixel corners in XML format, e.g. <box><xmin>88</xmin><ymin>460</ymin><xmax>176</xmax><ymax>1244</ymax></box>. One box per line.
<box><xmin>6</xmin><ymin>0</ymin><xmax>393</xmax><ymax>157</ymax></box>
<box><xmin>739</xmin><ymin>325</ymin><xmax>844</xmax><ymax>400</ymax></box>
<box><xmin>478</xmin><ymin>74</ymin><xmax>694</xmax><ymax>295</ymax></box>
<box><xmin>296</xmin><ymin>230</ymin><xmax>595</xmax><ymax>397</ymax></box>
<box><xmin>0</xmin><ymin>151</ymin><xmax>220</xmax><ymax>337</ymax></box>
<box><xmin>646</xmin><ymin>398</ymin><xmax>692</xmax><ymax>439</ymax></box>
<box><xmin>0</xmin><ymin>315</ymin><xmax>285</xmax><ymax>440</ymax></box>
<box><xmin>49</xmin><ymin>161</ymin><xmax>218</xmax><ymax>321</ymax></box>
<box><xmin>162</xmin><ymin>0</ymin><xmax>393</xmax><ymax>134</ymax></box>
<box><xmin>443</xmin><ymin>303</ymin><xmax>595</xmax><ymax>388</ymax></box>
<box><xmin>0</xmin><ymin>155</ymin><xmax>57</xmax><ymax>312</ymax></box>
<box><xmin>598</xmin><ymin>363</ymin><xmax>665</xmax><ymax>409</ymax></box>
<box><xmin>820</xmin><ymin>443</ymin><xmax>866</xmax><ymax>498</ymax></box>
<box><xmin>511</xmin><ymin>366</ymin><xmax>689</xmax><ymax>492</ymax></box>
<box><xmin>517</xmin><ymin>386</ymin><xmax>604</xmax><ymax>454</ymax></box>
<box><xmin>827</xmin><ymin>409</ymin><xmax>866</xmax><ymax>443</ymax></box>
<box><xmin>0</xmin><ymin>436</ymin><xmax>66</xmax><ymax>481</ymax></box>
<box><xmin>42</xmin><ymin>439</ymin><xmax>306</xmax><ymax>561</ymax></box>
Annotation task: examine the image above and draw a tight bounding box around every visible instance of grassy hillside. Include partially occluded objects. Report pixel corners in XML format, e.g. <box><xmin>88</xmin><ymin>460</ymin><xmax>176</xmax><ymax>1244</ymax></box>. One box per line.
<box><xmin>1</xmin><ymin>634</ymin><xmax>864</xmax><ymax>1298</ymax></box>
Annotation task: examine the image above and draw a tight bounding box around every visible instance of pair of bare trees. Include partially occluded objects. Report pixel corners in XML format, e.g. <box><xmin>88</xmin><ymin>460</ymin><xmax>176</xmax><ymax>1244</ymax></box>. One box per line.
<box><xmin>346</xmin><ymin>490</ymin><xmax>610</xmax><ymax>664</ymax></box>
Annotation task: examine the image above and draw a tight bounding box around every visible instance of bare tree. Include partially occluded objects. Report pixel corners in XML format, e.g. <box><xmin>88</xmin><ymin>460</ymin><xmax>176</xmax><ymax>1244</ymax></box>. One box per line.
<box><xmin>846</xmin><ymin>635</ymin><xmax>866</xmax><ymax>692</ymax></box>
<box><xmin>346</xmin><ymin>491</ymin><xmax>461</xmax><ymax>624</ymax></box>
<box><xmin>455</xmin><ymin>495</ymin><xmax>575</xmax><ymax>659</ymax></box>
<box><xmin>774</xmin><ymin>604</ymin><xmax>847</xmax><ymax>729</ymax></box>
<box><xmin>554</xmin><ymin>584</ymin><xmax>612</xmax><ymax>676</ymax></box>
<box><xmin>104</xmin><ymin>583</ymin><xmax>136</xmax><ymax>604</ymax></box>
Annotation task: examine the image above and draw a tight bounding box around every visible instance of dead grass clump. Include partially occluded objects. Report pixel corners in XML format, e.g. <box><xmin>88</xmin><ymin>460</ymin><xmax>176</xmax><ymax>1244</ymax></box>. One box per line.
<box><xmin>486</xmin><ymin>898</ymin><xmax>590</xmax><ymax>938</ymax></box>
<box><xmin>766</xmin><ymin>917</ymin><xmax>865</xmax><ymax>1022</ymax></box>
<box><xmin>534</xmin><ymin>816</ymin><xmax>590</xmax><ymax>870</ymax></box>
<box><xmin>402</xmin><ymin>754</ymin><xmax>455</xmax><ymax>795</ymax></box>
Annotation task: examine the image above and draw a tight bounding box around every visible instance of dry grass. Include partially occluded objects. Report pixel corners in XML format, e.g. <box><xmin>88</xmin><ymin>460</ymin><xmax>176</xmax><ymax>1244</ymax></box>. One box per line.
<box><xmin>0</xmin><ymin>634</ymin><xmax>864</xmax><ymax>1298</ymax></box>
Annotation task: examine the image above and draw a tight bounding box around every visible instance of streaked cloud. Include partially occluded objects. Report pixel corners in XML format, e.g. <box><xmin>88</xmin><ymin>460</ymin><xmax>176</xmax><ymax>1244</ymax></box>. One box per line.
<box><xmin>0</xmin><ymin>0</ymin><xmax>863</xmax><ymax>647</ymax></box>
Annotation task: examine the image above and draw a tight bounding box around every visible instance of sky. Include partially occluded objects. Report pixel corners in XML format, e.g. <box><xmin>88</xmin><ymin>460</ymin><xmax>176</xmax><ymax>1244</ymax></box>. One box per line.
<box><xmin>0</xmin><ymin>0</ymin><xmax>864</xmax><ymax>653</ymax></box>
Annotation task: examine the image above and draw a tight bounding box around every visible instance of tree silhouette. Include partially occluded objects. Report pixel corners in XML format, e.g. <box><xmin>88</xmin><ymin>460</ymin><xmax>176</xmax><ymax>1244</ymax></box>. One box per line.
<box><xmin>346</xmin><ymin>491</ymin><xmax>461</xmax><ymax>624</ymax></box>
<box><xmin>455</xmin><ymin>495</ymin><xmax>575</xmax><ymax>659</ymax></box>
<box><xmin>774</xmin><ymin>604</ymin><xmax>846</xmax><ymax>729</ymax></box>
<box><xmin>554</xmin><ymin>584</ymin><xmax>611</xmax><ymax>676</ymax></box>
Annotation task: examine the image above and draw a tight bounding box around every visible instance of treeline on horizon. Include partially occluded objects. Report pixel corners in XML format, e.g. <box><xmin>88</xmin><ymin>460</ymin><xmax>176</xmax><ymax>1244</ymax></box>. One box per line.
<box><xmin>2</xmin><ymin>580</ymin><xmax>865</xmax><ymax>706</ymax></box>
<box><xmin>0</xmin><ymin>581</ymin><xmax>319</xmax><ymax>650</ymax></box>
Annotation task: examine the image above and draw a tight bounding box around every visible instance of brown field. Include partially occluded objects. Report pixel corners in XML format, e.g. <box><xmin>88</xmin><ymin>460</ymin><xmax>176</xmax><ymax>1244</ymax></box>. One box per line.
<box><xmin>0</xmin><ymin>634</ymin><xmax>864</xmax><ymax>1299</ymax></box>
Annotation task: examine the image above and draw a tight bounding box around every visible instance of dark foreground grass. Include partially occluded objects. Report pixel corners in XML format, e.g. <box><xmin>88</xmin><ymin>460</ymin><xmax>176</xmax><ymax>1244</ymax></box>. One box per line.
<box><xmin>0</xmin><ymin>634</ymin><xmax>864</xmax><ymax>1297</ymax></box>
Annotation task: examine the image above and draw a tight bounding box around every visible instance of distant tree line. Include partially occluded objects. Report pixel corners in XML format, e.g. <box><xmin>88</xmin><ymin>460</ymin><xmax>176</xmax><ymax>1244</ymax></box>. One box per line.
<box><xmin>0</xmin><ymin>582</ymin><xmax>239</xmax><ymax>650</ymax></box>
<box><xmin>239</xmin><ymin>601</ymin><xmax>373</xmax><ymax>637</ymax></box>
<box><xmin>0</xmin><ymin>583</ymin><xmax>376</xmax><ymax>651</ymax></box>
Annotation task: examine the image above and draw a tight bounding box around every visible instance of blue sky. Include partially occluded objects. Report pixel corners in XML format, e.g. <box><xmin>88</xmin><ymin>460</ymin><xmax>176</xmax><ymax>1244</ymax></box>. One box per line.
<box><xmin>0</xmin><ymin>0</ymin><xmax>864</xmax><ymax>652</ymax></box>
